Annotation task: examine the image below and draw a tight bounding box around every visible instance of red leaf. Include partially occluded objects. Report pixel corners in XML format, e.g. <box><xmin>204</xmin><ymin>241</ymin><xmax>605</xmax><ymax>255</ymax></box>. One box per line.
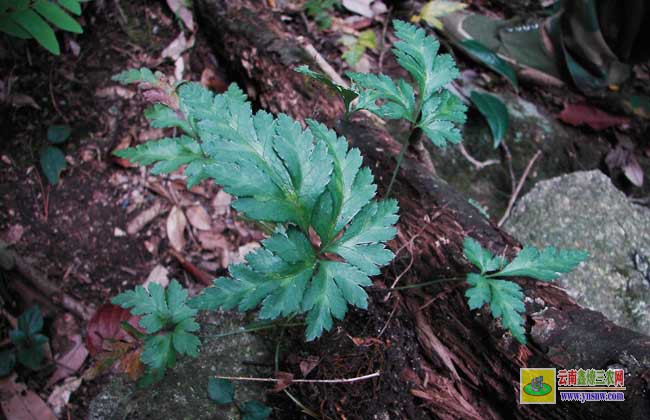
<box><xmin>86</xmin><ymin>304</ymin><xmax>141</xmax><ymax>356</ymax></box>
<box><xmin>558</xmin><ymin>103</ymin><xmax>629</xmax><ymax>130</ymax></box>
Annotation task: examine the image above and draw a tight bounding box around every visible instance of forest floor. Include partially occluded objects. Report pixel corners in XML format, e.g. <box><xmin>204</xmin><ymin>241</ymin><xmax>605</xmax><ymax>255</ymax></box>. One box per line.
<box><xmin>0</xmin><ymin>0</ymin><xmax>649</xmax><ymax>419</ymax></box>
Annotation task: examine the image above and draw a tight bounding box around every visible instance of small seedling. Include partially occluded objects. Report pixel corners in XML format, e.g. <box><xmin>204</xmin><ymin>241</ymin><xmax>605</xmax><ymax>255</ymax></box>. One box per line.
<box><xmin>1</xmin><ymin>305</ymin><xmax>49</xmax><ymax>374</ymax></box>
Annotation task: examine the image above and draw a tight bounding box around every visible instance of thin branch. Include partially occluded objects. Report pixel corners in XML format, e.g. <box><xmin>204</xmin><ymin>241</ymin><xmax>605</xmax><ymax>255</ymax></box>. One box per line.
<box><xmin>498</xmin><ymin>150</ymin><xmax>542</xmax><ymax>227</ymax></box>
<box><xmin>458</xmin><ymin>143</ymin><xmax>500</xmax><ymax>170</ymax></box>
<box><xmin>214</xmin><ymin>371</ymin><xmax>380</xmax><ymax>384</ymax></box>
<box><xmin>297</xmin><ymin>36</ymin><xmax>348</xmax><ymax>87</ymax></box>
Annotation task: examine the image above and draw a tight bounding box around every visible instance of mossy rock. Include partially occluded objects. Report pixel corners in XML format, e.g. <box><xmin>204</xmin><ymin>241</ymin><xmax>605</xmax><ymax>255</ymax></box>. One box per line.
<box><xmin>88</xmin><ymin>312</ymin><xmax>272</xmax><ymax>420</ymax></box>
<box><xmin>506</xmin><ymin>170</ymin><xmax>650</xmax><ymax>334</ymax></box>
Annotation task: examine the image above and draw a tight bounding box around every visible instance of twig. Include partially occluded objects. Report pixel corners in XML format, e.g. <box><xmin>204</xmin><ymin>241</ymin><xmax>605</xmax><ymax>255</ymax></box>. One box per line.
<box><xmin>49</xmin><ymin>66</ymin><xmax>67</xmax><ymax>122</ymax></box>
<box><xmin>498</xmin><ymin>150</ymin><xmax>542</xmax><ymax>227</ymax></box>
<box><xmin>458</xmin><ymin>143</ymin><xmax>500</xmax><ymax>170</ymax></box>
<box><xmin>377</xmin><ymin>7</ymin><xmax>392</xmax><ymax>73</ymax></box>
<box><xmin>297</xmin><ymin>37</ymin><xmax>349</xmax><ymax>87</ymax></box>
<box><xmin>214</xmin><ymin>371</ymin><xmax>380</xmax><ymax>384</ymax></box>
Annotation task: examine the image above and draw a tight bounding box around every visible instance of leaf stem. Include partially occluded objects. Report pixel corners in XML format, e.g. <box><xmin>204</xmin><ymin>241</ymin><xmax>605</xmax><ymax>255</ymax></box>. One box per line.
<box><xmin>373</xmin><ymin>276</ymin><xmax>466</xmax><ymax>291</ymax></box>
<box><xmin>210</xmin><ymin>321</ymin><xmax>305</xmax><ymax>339</ymax></box>
<box><xmin>385</xmin><ymin>136</ymin><xmax>409</xmax><ymax>197</ymax></box>
<box><xmin>213</xmin><ymin>371</ymin><xmax>381</xmax><ymax>384</ymax></box>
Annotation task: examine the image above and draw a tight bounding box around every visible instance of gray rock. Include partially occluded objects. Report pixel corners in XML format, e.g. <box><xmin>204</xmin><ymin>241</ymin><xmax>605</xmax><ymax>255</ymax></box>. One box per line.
<box><xmin>506</xmin><ymin>170</ymin><xmax>650</xmax><ymax>334</ymax></box>
<box><xmin>88</xmin><ymin>312</ymin><xmax>272</xmax><ymax>420</ymax></box>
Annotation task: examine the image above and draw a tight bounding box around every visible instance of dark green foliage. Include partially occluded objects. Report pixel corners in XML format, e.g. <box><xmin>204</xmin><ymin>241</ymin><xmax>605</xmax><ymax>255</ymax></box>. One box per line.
<box><xmin>0</xmin><ymin>0</ymin><xmax>85</xmax><ymax>55</ymax></box>
<box><xmin>463</xmin><ymin>237</ymin><xmax>588</xmax><ymax>343</ymax></box>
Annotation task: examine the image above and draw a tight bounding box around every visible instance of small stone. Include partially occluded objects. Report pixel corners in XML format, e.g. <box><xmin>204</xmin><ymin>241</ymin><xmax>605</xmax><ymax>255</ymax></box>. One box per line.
<box><xmin>113</xmin><ymin>227</ymin><xmax>126</xmax><ymax>237</ymax></box>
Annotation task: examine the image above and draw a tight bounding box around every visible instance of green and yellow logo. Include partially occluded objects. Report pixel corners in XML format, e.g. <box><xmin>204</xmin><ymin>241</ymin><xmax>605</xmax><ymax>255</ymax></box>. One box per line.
<box><xmin>520</xmin><ymin>368</ymin><xmax>556</xmax><ymax>404</ymax></box>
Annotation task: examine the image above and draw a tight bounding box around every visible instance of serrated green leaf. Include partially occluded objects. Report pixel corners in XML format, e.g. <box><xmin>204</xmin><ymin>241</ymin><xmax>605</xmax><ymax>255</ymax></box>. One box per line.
<box><xmin>348</xmin><ymin>72</ymin><xmax>416</xmax><ymax>121</ymax></box>
<box><xmin>114</xmin><ymin>136</ymin><xmax>204</xmax><ymax>175</ymax></box>
<box><xmin>302</xmin><ymin>264</ymin><xmax>348</xmax><ymax>341</ymax></box>
<box><xmin>325</xmin><ymin>200</ymin><xmax>398</xmax><ymax>275</ymax></box>
<box><xmin>144</xmin><ymin>104</ymin><xmax>194</xmax><ymax>136</ymax></box>
<box><xmin>307</xmin><ymin>120</ymin><xmax>376</xmax><ymax>244</ymax></box>
<box><xmin>47</xmin><ymin>124</ymin><xmax>71</xmax><ymax>144</ymax></box>
<box><xmin>57</xmin><ymin>0</ymin><xmax>81</xmax><ymax>15</ymax></box>
<box><xmin>208</xmin><ymin>378</ymin><xmax>234</xmax><ymax>405</ymax></box>
<box><xmin>461</xmin><ymin>39</ymin><xmax>518</xmax><ymax>89</ymax></box>
<box><xmin>470</xmin><ymin>91</ymin><xmax>508</xmax><ymax>148</ymax></box>
<box><xmin>241</xmin><ymin>400</ymin><xmax>272</xmax><ymax>420</ymax></box>
<box><xmin>294</xmin><ymin>65</ymin><xmax>359</xmax><ymax>116</ymax></box>
<box><xmin>40</xmin><ymin>146</ymin><xmax>67</xmax><ymax>184</ymax></box>
<box><xmin>34</xmin><ymin>0</ymin><xmax>82</xmax><ymax>34</ymax></box>
<box><xmin>496</xmin><ymin>246</ymin><xmax>589</xmax><ymax>281</ymax></box>
<box><xmin>172</xmin><ymin>319</ymin><xmax>200</xmax><ymax>357</ymax></box>
<box><xmin>112</xmin><ymin>67</ymin><xmax>157</xmax><ymax>85</ymax></box>
<box><xmin>392</xmin><ymin>20</ymin><xmax>459</xmax><ymax>102</ymax></box>
<box><xmin>11</xmin><ymin>9</ymin><xmax>59</xmax><ymax>54</ymax></box>
<box><xmin>418</xmin><ymin>90</ymin><xmax>467</xmax><ymax>147</ymax></box>
<box><xmin>465</xmin><ymin>273</ymin><xmax>491</xmax><ymax>310</ymax></box>
<box><xmin>141</xmin><ymin>334</ymin><xmax>175</xmax><ymax>371</ymax></box>
<box><xmin>488</xmin><ymin>279</ymin><xmax>526</xmax><ymax>343</ymax></box>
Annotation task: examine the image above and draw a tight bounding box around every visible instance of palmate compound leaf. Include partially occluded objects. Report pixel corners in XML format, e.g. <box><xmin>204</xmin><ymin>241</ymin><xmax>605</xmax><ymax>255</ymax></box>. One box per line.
<box><xmin>112</xmin><ymin>280</ymin><xmax>200</xmax><ymax>373</ymax></box>
<box><xmin>113</xmin><ymin>75</ymin><xmax>399</xmax><ymax>341</ymax></box>
<box><xmin>346</xmin><ymin>21</ymin><xmax>466</xmax><ymax>148</ymax></box>
<box><xmin>463</xmin><ymin>238</ymin><xmax>588</xmax><ymax>343</ymax></box>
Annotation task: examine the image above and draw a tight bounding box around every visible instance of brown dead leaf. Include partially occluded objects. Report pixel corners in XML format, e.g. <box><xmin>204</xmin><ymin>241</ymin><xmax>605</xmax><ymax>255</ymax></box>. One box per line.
<box><xmin>0</xmin><ymin>374</ymin><xmax>57</xmax><ymax>420</ymax></box>
<box><xmin>47</xmin><ymin>377</ymin><xmax>82</xmax><ymax>416</ymax></box>
<box><xmin>143</xmin><ymin>264</ymin><xmax>170</xmax><ymax>289</ymax></box>
<box><xmin>212</xmin><ymin>190</ymin><xmax>232</xmax><ymax>216</ymax></box>
<box><xmin>162</xmin><ymin>32</ymin><xmax>195</xmax><ymax>61</ymax></box>
<box><xmin>166</xmin><ymin>0</ymin><xmax>195</xmax><ymax>32</ymax></box>
<box><xmin>200</xmin><ymin>67</ymin><xmax>228</xmax><ymax>93</ymax></box>
<box><xmin>272</xmin><ymin>371</ymin><xmax>294</xmax><ymax>392</ymax></box>
<box><xmin>186</xmin><ymin>205</ymin><xmax>212</xmax><ymax>230</ymax></box>
<box><xmin>348</xmin><ymin>335</ymin><xmax>384</xmax><ymax>347</ymax></box>
<box><xmin>299</xmin><ymin>356</ymin><xmax>320</xmax><ymax>377</ymax></box>
<box><xmin>167</xmin><ymin>206</ymin><xmax>187</xmax><ymax>251</ymax></box>
<box><xmin>197</xmin><ymin>231</ymin><xmax>229</xmax><ymax>251</ymax></box>
<box><xmin>127</xmin><ymin>201</ymin><xmax>166</xmax><ymax>235</ymax></box>
<box><xmin>47</xmin><ymin>335</ymin><xmax>89</xmax><ymax>387</ymax></box>
<box><xmin>623</xmin><ymin>157</ymin><xmax>644</xmax><ymax>187</ymax></box>
<box><xmin>95</xmin><ymin>86</ymin><xmax>134</xmax><ymax>99</ymax></box>
<box><xmin>112</xmin><ymin>135</ymin><xmax>136</xmax><ymax>168</ymax></box>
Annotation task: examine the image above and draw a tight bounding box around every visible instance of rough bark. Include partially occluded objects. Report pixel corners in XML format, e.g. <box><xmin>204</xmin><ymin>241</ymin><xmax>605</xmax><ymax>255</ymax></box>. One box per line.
<box><xmin>194</xmin><ymin>1</ymin><xmax>650</xmax><ymax>418</ymax></box>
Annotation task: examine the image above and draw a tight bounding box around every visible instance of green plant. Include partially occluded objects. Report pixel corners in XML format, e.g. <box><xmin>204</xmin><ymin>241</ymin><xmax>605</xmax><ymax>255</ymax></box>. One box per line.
<box><xmin>304</xmin><ymin>0</ymin><xmax>339</xmax><ymax>30</ymax></box>
<box><xmin>0</xmin><ymin>0</ymin><xmax>86</xmax><ymax>55</ymax></box>
<box><xmin>1</xmin><ymin>305</ymin><xmax>49</xmax><ymax>374</ymax></box>
<box><xmin>208</xmin><ymin>377</ymin><xmax>272</xmax><ymax>420</ymax></box>
<box><xmin>112</xmin><ymin>280</ymin><xmax>199</xmax><ymax>384</ymax></box>
<box><xmin>463</xmin><ymin>237</ymin><xmax>588</xmax><ymax>343</ymax></box>
<box><xmin>470</xmin><ymin>91</ymin><xmax>509</xmax><ymax>148</ymax></box>
<box><xmin>40</xmin><ymin>124</ymin><xmax>72</xmax><ymax>185</ymax></box>
<box><xmin>297</xmin><ymin>20</ymin><xmax>467</xmax><ymax>195</ymax></box>
<box><xmin>110</xmin><ymin>65</ymin><xmax>398</xmax><ymax>379</ymax></box>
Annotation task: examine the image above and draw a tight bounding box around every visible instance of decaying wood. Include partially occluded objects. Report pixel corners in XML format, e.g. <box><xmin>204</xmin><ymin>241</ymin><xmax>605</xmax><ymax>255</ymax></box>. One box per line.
<box><xmin>195</xmin><ymin>1</ymin><xmax>650</xmax><ymax>418</ymax></box>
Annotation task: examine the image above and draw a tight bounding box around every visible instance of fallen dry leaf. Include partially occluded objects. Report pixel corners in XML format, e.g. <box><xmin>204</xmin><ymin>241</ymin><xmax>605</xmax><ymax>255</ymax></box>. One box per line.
<box><xmin>558</xmin><ymin>102</ymin><xmax>630</xmax><ymax>130</ymax></box>
<box><xmin>47</xmin><ymin>335</ymin><xmax>89</xmax><ymax>387</ymax></box>
<box><xmin>111</xmin><ymin>135</ymin><xmax>136</xmax><ymax>168</ymax></box>
<box><xmin>299</xmin><ymin>356</ymin><xmax>320</xmax><ymax>377</ymax></box>
<box><xmin>167</xmin><ymin>206</ymin><xmax>187</xmax><ymax>252</ymax></box>
<box><xmin>143</xmin><ymin>264</ymin><xmax>170</xmax><ymax>289</ymax></box>
<box><xmin>186</xmin><ymin>205</ymin><xmax>212</xmax><ymax>230</ymax></box>
<box><xmin>127</xmin><ymin>201</ymin><xmax>166</xmax><ymax>235</ymax></box>
<box><xmin>86</xmin><ymin>304</ymin><xmax>141</xmax><ymax>356</ymax></box>
<box><xmin>95</xmin><ymin>86</ymin><xmax>134</xmax><ymax>99</ymax></box>
<box><xmin>47</xmin><ymin>377</ymin><xmax>82</xmax><ymax>416</ymax></box>
<box><xmin>342</xmin><ymin>0</ymin><xmax>375</xmax><ymax>17</ymax></box>
<box><xmin>212</xmin><ymin>190</ymin><xmax>232</xmax><ymax>216</ymax></box>
<box><xmin>231</xmin><ymin>242</ymin><xmax>261</xmax><ymax>265</ymax></box>
<box><xmin>161</xmin><ymin>32</ymin><xmax>195</xmax><ymax>61</ymax></box>
<box><xmin>272</xmin><ymin>372</ymin><xmax>294</xmax><ymax>393</ymax></box>
<box><xmin>166</xmin><ymin>0</ymin><xmax>195</xmax><ymax>32</ymax></box>
<box><xmin>623</xmin><ymin>157</ymin><xmax>644</xmax><ymax>187</ymax></box>
<box><xmin>197</xmin><ymin>231</ymin><xmax>229</xmax><ymax>251</ymax></box>
<box><xmin>200</xmin><ymin>67</ymin><xmax>228</xmax><ymax>93</ymax></box>
<box><xmin>0</xmin><ymin>374</ymin><xmax>57</xmax><ymax>420</ymax></box>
